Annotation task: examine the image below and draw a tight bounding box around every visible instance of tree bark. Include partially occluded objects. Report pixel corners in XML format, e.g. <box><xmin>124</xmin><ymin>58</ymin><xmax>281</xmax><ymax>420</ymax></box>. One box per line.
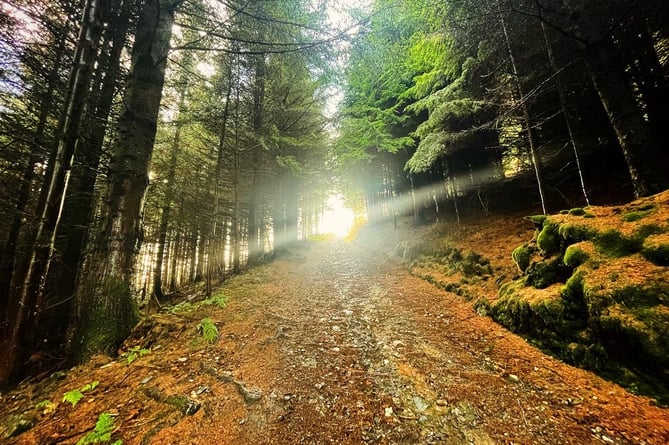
<box><xmin>72</xmin><ymin>0</ymin><xmax>179</xmax><ymax>363</ymax></box>
<box><xmin>40</xmin><ymin>0</ymin><xmax>133</xmax><ymax>357</ymax></box>
<box><xmin>0</xmin><ymin>32</ymin><xmax>68</xmax><ymax>318</ymax></box>
<box><xmin>584</xmin><ymin>38</ymin><xmax>661</xmax><ymax>198</ymax></box>
<box><xmin>0</xmin><ymin>0</ymin><xmax>105</xmax><ymax>386</ymax></box>
<box><xmin>154</xmin><ymin>84</ymin><xmax>187</xmax><ymax>300</ymax></box>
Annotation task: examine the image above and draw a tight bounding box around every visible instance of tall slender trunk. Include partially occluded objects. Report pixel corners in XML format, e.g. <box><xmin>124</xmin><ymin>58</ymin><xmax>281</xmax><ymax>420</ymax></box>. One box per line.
<box><xmin>41</xmin><ymin>0</ymin><xmax>133</xmax><ymax>355</ymax></box>
<box><xmin>499</xmin><ymin>6</ymin><xmax>547</xmax><ymax>214</ymax></box>
<box><xmin>584</xmin><ymin>38</ymin><xmax>660</xmax><ymax>198</ymax></box>
<box><xmin>72</xmin><ymin>0</ymin><xmax>179</xmax><ymax>363</ymax></box>
<box><xmin>247</xmin><ymin>53</ymin><xmax>266</xmax><ymax>264</ymax></box>
<box><xmin>0</xmin><ymin>0</ymin><xmax>105</xmax><ymax>386</ymax></box>
<box><xmin>206</xmin><ymin>56</ymin><xmax>234</xmax><ymax>296</ymax></box>
<box><xmin>154</xmin><ymin>85</ymin><xmax>187</xmax><ymax>300</ymax></box>
<box><xmin>0</xmin><ymin>32</ymin><xmax>68</xmax><ymax>317</ymax></box>
<box><xmin>541</xmin><ymin>22</ymin><xmax>590</xmax><ymax>206</ymax></box>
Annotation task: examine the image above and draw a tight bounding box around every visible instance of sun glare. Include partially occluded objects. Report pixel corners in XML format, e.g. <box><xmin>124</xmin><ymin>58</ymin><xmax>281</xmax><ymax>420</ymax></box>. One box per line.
<box><xmin>320</xmin><ymin>195</ymin><xmax>354</xmax><ymax>237</ymax></box>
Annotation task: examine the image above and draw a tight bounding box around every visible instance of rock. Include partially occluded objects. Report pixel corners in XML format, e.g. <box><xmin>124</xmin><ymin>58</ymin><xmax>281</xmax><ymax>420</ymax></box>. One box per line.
<box><xmin>508</xmin><ymin>374</ymin><xmax>520</xmax><ymax>383</ymax></box>
<box><xmin>413</xmin><ymin>396</ymin><xmax>430</xmax><ymax>413</ymax></box>
<box><xmin>384</xmin><ymin>407</ymin><xmax>393</xmax><ymax>417</ymax></box>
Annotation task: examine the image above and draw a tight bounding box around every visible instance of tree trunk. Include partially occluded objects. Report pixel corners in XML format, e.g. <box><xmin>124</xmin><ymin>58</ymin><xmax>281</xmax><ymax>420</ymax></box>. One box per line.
<box><xmin>498</xmin><ymin>5</ymin><xmax>547</xmax><ymax>214</ymax></box>
<box><xmin>541</xmin><ymin>22</ymin><xmax>591</xmax><ymax>206</ymax></box>
<box><xmin>0</xmin><ymin>0</ymin><xmax>105</xmax><ymax>386</ymax></box>
<box><xmin>247</xmin><ymin>53</ymin><xmax>266</xmax><ymax>264</ymax></box>
<box><xmin>207</xmin><ymin>55</ymin><xmax>234</xmax><ymax>296</ymax></box>
<box><xmin>153</xmin><ymin>84</ymin><xmax>187</xmax><ymax>300</ymax></box>
<box><xmin>40</xmin><ymin>0</ymin><xmax>133</xmax><ymax>357</ymax></box>
<box><xmin>0</xmin><ymin>32</ymin><xmax>68</xmax><ymax>319</ymax></box>
<box><xmin>584</xmin><ymin>38</ymin><xmax>661</xmax><ymax>198</ymax></box>
<box><xmin>72</xmin><ymin>0</ymin><xmax>178</xmax><ymax>363</ymax></box>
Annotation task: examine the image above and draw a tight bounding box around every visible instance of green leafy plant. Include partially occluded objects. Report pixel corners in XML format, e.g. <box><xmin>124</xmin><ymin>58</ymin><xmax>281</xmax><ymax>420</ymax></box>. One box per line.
<box><xmin>198</xmin><ymin>318</ymin><xmax>219</xmax><ymax>344</ymax></box>
<box><xmin>63</xmin><ymin>381</ymin><xmax>100</xmax><ymax>407</ymax></box>
<box><xmin>122</xmin><ymin>346</ymin><xmax>151</xmax><ymax>364</ymax></box>
<box><xmin>169</xmin><ymin>301</ymin><xmax>194</xmax><ymax>313</ymax></box>
<box><xmin>202</xmin><ymin>293</ymin><xmax>228</xmax><ymax>309</ymax></box>
<box><xmin>36</xmin><ymin>399</ymin><xmax>57</xmax><ymax>414</ymax></box>
<box><xmin>63</xmin><ymin>390</ymin><xmax>84</xmax><ymax>407</ymax></box>
<box><xmin>76</xmin><ymin>412</ymin><xmax>122</xmax><ymax>445</ymax></box>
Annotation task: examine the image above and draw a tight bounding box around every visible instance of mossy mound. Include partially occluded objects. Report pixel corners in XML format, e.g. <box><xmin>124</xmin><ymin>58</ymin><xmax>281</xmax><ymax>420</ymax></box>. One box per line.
<box><xmin>404</xmin><ymin>240</ymin><xmax>493</xmax><ymax>301</ymax></box>
<box><xmin>492</xmin><ymin>190</ymin><xmax>669</xmax><ymax>404</ymax></box>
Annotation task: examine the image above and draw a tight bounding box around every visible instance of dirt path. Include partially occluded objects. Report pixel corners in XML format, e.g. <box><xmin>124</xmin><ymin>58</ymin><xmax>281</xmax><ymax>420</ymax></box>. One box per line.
<box><xmin>3</xmin><ymin>228</ymin><xmax>669</xmax><ymax>444</ymax></box>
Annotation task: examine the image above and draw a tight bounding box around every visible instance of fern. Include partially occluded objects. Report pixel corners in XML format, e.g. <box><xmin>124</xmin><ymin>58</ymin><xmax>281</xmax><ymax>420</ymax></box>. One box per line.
<box><xmin>81</xmin><ymin>381</ymin><xmax>100</xmax><ymax>392</ymax></box>
<box><xmin>202</xmin><ymin>293</ymin><xmax>228</xmax><ymax>309</ymax></box>
<box><xmin>76</xmin><ymin>412</ymin><xmax>122</xmax><ymax>445</ymax></box>
<box><xmin>36</xmin><ymin>400</ymin><xmax>53</xmax><ymax>409</ymax></box>
<box><xmin>198</xmin><ymin>318</ymin><xmax>219</xmax><ymax>344</ymax></box>
<box><xmin>63</xmin><ymin>381</ymin><xmax>100</xmax><ymax>407</ymax></box>
<box><xmin>36</xmin><ymin>399</ymin><xmax>57</xmax><ymax>414</ymax></box>
<box><xmin>63</xmin><ymin>390</ymin><xmax>84</xmax><ymax>407</ymax></box>
<box><xmin>169</xmin><ymin>301</ymin><xmax>194</xmax><ymax>313</ymax></box>
<box><xmin>123</xmin><ymin>346</ymin><xmax>151</xmax><ymax>364</ymax></box>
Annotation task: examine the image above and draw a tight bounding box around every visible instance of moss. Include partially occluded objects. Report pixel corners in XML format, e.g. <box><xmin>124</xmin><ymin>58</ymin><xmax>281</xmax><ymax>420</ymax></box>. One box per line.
<box><xmin>636</xmin><ymin>224</ymin><xmax>663</xmax><ymax>240</ymax></box>
<box><xmin>563</xmin><ymin>245</ymin><xmax>588</xmax><ymax>268</ymax></box>
<box><xmin>525</xmin><ymin>257</ymin><xmax>570</xmax><ymax>289</ymax></box>
<box><xmin>622</xmin><ymin>210</ymin><xmax>652</xmax><ymax>222</ymax></box>
<box><xmin>559</xmin><ymin>210</ymin><xmax>569</xmax><ymax>215</ymax></box>
<box><xmin>526</xmin><ymin>214</ymin><xmax>548</xmax><ymax>228</ymax></box>
<box><xmin>557</xmin><ymin>224</ymin><xmax>595</xmax><ymax>244</ymax></box>
<box><xmin>594</xmin><ymin>229</ymin><xmax>642</xmax><ymax>257</ymax></box>
<box><xmin>611</xmin><ymin>283</ymin><xmax>668</xmax><ymax>307</ymax></box>
<box><xmin>642</xmin><ymin>243</ymin><xmax>669</xmax><ymax>266</ymax></box>
<box><xmin>512</xmin><ymin>244</ymin><xmax>532</xmax><ymax>272</ymax></box>
<box><xmin>537</xmin><ymin>222</ymin><xmax>560</xmax><ymax>255</ymax></box>
<box><xmin>74</xmin><ymin>276</ymin><xmax>140</xmax><ymax>363</ymax></box>
<box><xmin>568</xmin><ymin>208</ymin><xmax>586</xmax><ymax>216</ymax></box>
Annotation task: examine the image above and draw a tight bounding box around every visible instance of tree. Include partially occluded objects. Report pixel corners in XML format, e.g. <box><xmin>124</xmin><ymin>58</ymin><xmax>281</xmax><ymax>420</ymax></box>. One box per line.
<box><xmin>72</xmin><ymin>0</ymin><xmax>182</xmax><ymax>362</ymax></box>
<box><xmin>0</xmin><ymin>0</ymin><xmax>106</xmax><ymax>386</ymax></box>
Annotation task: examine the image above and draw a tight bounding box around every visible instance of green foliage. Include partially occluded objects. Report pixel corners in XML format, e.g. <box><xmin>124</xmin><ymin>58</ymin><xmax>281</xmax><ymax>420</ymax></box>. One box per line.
<box><xmin>122</xmin><ymin>346</ymin><xmax>151</xmax><ymax>364</ymax></box>
<box><xmin>169</xmin><ymin>301</ymin><xmax>195</xmax><ymax>314</ymax></box>
<box><xmin>35</xmin><ymin>399</ymin><xmax>57</xmax><ymax>414</ymax></box>
<box><xmin>202</xmin><ymin>293</ymin><xmax>228</xmax><ymax>309</ymax></box>
<box><xmin>198</xmin><ymin>318</ymin><xmax>219</xmax><ymax>344</ymax></box>
<box><xmin>63</xmin><ymin>381</ymin><xmax>100</xmax><ymax>407</ymax></box>
<box><xmin>63</xmin><ymin>390</ymin><xmax>84</xmax><ymax>407</ymax></box>
<box><xmin>557</xmin><ymin>224</ymin><xmax>595</xmax><ymax>244</ymax></box>
<box><xmin>35</xmin><ymin>400</ymin><xmax>53</xmax><ymax>409</ymax></box>
<box><xmin>568</xmin><ymin>208</ymin><xmax>585</xmax><ymax>216</ymax></box>
<box><xmin>76</xmin><ymin>412</ymin><xmax>122</xmax><ymax>445</ymax></box>
<box><xmin>525</xmin><ymin>259</ymin><xmax>562</xmax><ymax>289</ymax></box>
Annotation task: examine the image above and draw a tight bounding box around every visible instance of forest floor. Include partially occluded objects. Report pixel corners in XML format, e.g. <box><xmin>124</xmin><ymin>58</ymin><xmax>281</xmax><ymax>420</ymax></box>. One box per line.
<box><xmin>2</xmin><ymin>215</ymin><xmax>669</xmax><ymax>444</ymax></box>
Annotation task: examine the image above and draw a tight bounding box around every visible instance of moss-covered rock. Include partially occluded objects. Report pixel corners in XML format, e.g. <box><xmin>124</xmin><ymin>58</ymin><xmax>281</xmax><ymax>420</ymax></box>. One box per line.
<box><xmin>563</xmin><ymin>243</ymin><xmax>590</xmax><ymax>268</ymax></box>
<box><xmin>494</xmin><ymin>191</ymin><xmax>669</xmax><ymax>404</ymax></box>
<box><xmin>537</xmin><ymin>222</ymin><xmax>561</xmax><ymax>255</ymax></box>
<box><xmin>512</xmin><ymin>244</ymin><xmax>532</xmax><ymax>272</ymax></box>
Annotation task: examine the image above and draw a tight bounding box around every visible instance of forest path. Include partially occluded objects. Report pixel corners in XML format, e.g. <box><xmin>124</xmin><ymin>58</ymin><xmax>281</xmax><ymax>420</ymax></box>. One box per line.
<box><xmin>3</xmin><ymin>224</ymin><xmax>669</xmax><ymax>444</ymax></box>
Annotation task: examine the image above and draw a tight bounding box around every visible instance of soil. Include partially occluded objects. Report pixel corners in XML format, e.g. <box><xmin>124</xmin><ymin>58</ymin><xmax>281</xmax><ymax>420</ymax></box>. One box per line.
<box><xmin>1</xmin><ymin>216</ymin><xmax>668</xmax><ymax>445</ymax></box>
